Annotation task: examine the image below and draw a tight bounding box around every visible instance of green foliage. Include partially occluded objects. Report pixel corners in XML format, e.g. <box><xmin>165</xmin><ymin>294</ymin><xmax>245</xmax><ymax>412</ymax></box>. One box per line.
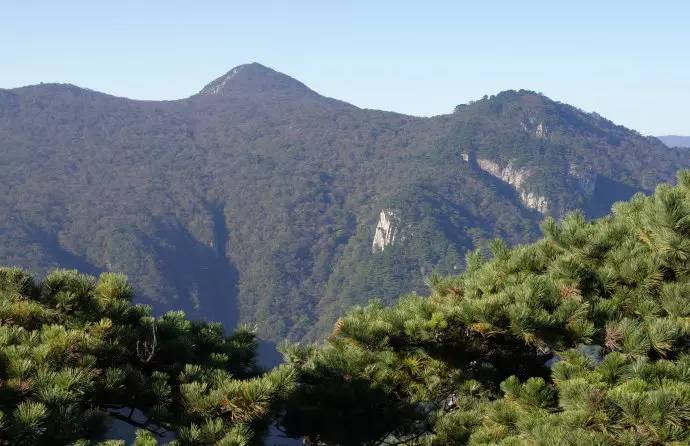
<box><xmin>2</xmin><ymin>78</ymin><xmax>688</xmax><ymax>343</ymax></box>
<box><xmin>282</xmin><ymin>171</ymin><xmax>690</xmax><ymax>445</ymax></box>
<box><xmin>0</xmin><ymin>269</ymin><xmax>294</xmax><ymax>445</ymax></box>
<box><xmin>3</xmin><ymin>170</ymin><xmax>690</xmax><ymax>444</ymax></box>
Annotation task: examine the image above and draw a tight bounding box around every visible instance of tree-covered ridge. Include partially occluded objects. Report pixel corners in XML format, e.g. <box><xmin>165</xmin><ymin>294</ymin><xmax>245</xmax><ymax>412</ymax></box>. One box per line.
<box><xmin>0</xmin><ymin>268</ymin><xmax>293</xmax><ymax>445</ymax></box>
<box><xmin>3</xmin><ymin>172</ymin><xmax>690</xmax><ymax>445</ymax></box>
<box><xmin>2</xmin><ymin>66</ymin><xmax>688</xmax><ymax>342</ymax></box>
<box><xmin>281</xmin><ymin>171</ymin><xmax>690</xmax><ymax>445</ymax></box>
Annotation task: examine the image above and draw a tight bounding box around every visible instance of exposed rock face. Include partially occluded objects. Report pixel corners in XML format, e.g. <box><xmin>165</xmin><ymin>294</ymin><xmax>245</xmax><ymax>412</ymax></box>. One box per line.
<box><xmin>519</xmin><ymin>116</ymin><xmax>547</xmax><ymax>139</ymax></box>
<box><xmin>477</xmin><ymin>158</ymin><xmax>527</xmax><ymax>188</ymax></box>
<box><xmin>569</xmin><ymin>163</ymin><xmax>597</xmax><ymax>196</ymax></box>
<box><xmin>476</xmin><ymin>158</ymin><xmax>548</xmax><ymax>213</ymax></box>
<box><xmin>198</xmin><ymin>66</ymin><xmax>244</xmax><ymax>96</ymax></box>
<box><xmin>372</xmin><ymin>209</ymin><xmax>399</xmax><ymax>253</ymax></box>
<box><xmin>520</xmin><ymin>192</ymin><xmax>548</xmax><ymax>213</ymax></box>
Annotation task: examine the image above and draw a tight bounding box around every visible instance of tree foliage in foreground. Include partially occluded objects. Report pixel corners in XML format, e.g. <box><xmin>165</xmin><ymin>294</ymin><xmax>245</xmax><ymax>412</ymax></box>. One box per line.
<box><xmin>0</xmin><ymin>268</ymin><xmax>293</xmax><ymax>445</ymax></box>
<box><xmin>3</xmin><ymin>171</ymin><xmax>690</xmax><ymax>445</ymax></box>
<box><xmin>281</xmin><ymin>171</ymin><xmax>690</xmax><ymax>445</ymax></box>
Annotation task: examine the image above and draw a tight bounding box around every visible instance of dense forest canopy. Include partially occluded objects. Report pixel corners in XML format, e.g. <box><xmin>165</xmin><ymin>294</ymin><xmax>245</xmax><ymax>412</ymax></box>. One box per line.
<box><xmin>1</xmin><ymin>63</ymin><xmax>689</xmax><ymax>342</ymax></box>
<box><xmin>3</xmin><ymin>171</ymin><xmax>690</xmax><ymax>444</ymax></box>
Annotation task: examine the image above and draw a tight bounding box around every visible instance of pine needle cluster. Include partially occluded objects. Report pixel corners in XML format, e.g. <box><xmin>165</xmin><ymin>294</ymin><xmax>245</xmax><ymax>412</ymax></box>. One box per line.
<box><xmin>0</xmin><ymin>269</ymin><xmax>294</xmax><ymax>445</ymax></box>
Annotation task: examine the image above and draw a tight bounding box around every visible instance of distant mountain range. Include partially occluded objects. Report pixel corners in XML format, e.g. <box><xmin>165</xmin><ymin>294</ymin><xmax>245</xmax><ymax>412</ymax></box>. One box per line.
<box><xmin>1</xmin><ymin>63</ymin><xmax>688</xmax><ymax>341</ymax></box>
<box><xmin>657</xmin><ymin>135</ymin><xmax>690</xmax><ymax>148</ymax></box>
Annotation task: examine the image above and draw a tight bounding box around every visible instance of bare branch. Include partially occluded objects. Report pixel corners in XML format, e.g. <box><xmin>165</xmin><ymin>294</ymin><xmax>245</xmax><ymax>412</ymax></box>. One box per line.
<box><xmin>136</xmin><ymin>320</ymin><xmax>157</xmax><ymax>363</ymax></box>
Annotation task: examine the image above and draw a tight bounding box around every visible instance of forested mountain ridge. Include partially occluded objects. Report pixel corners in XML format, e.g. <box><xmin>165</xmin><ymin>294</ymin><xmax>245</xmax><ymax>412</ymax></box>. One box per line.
<box><xmin>281</xmin><ymin>170</ymin><xmax>690</xmax><ymax>445</ymax></box>
<box><xmin>1</xmin><ymin>63</ymin><xmax>688</xmax><ymax>341</ymax></box>
<box><xmin>4</xmin><ymin>171</ymin><xmax>690</xmax><ymax>445</ymax></box>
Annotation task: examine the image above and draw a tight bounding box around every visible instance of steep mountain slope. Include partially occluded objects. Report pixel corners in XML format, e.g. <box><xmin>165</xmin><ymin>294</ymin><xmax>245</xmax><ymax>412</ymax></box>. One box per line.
<box><xmin>280</xmin><ymin>171</ymin><xmax>690</xmax><ymax>445</ymax></box>
<box><xmin>1</xmin><ymin>63</ymin><xmax>688</xmax><ymax>341</ymax></box>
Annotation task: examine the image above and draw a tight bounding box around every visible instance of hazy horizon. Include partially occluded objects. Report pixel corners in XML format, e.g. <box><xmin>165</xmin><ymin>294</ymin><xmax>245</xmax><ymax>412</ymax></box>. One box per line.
<box><xmin>2</xmin><ymin>1</ymin><xmax>689</xmax><ymax>135</ymax></box>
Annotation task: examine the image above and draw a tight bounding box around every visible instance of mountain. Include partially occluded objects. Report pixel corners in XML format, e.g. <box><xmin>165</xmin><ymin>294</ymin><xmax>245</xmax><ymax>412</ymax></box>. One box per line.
<box><xmin>280</xmin><ymin>171</ymin><xmax>690</xmax><ymax>445</ymax></box>
<box><xmin>1</xmin><ymin>63</ymin><xmax>688</xmax><ymax>341</ymax></box>
<box><xmin>657</xmin><ymin>135</ymin><xmax>690</xmax><ymax>148</ymax></box>
<box><xmin>198</xmin><ymin>62</ymin><xmax>320</xmax><ymax>99</ymax></box>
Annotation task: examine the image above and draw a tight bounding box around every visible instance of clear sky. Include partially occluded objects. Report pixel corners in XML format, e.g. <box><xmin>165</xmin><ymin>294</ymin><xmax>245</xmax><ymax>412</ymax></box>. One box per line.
<box><xmin>2</xmin><ymin>1</ymin><xmax>688</xmax><ymax>135</ymax></box>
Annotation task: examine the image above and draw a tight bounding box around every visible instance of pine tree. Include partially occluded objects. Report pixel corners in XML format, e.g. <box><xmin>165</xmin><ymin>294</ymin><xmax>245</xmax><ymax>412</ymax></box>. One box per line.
<box><xmin>282</xmin><ymin>171</ymin><xmax>690</xmax><ymax>445</ymax></box>
<box><xmin>0</xmin><ymin>269</ymin><xmax>294</xmax><ymax>445</ymax></box>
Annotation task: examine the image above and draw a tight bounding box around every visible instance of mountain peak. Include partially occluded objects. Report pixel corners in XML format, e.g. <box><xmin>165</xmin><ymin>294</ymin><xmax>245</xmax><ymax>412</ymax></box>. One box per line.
<box><xmin>197</xmin><ymin>63</ymin><xmax>314</xmax><ymax>98</ymax></box>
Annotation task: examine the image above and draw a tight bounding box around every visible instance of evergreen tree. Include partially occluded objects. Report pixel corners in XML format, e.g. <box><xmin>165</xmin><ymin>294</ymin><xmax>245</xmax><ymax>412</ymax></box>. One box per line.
<box><xmin>0</xmin><ymin>269</ymin><xmax>294</xmax><ymax>445</ymax></box>
<box><xmin>281</xmin><ymin>171</ymin><xmax>690</xmax><ymax>445</ymax></box>
<box><xmin>4</xmin><ymin>170</ymin><xmax>690</xmax><ymax>444</ymax></box>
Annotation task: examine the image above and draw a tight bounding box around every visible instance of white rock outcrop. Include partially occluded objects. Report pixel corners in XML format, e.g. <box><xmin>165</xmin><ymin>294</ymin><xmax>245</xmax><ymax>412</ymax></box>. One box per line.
<box><xmin>476</xmin><ymin>158</ymin><xmax>548</xmax><ymax>213</ymax></box>
<box><xmin>476</xmin><ymin>158</ymin><xmax>528</xmax><ymax>189</ymax></box>
<box><xmin>519</xmin><ymin>116</ymin><xmax>548</xmax><ymax>139</ymax></box>
<box><xmin>569</xmin><ymin>163</ymin><xmax>597</xmax><ymax>196</ymax></box>
<box><xmin>372</xmin><ymin>209</ymin><xmax>399</xmax><ymax>253</ymax></box>
<box><xmin>520</xmin><ymin>191</ymin><xmax>548</xmax><ymax>213</ymax></box>
<box><xmin>198</xmin><ymin>66</ymin><xmax>244</xmax><ymax>96</ymax></box>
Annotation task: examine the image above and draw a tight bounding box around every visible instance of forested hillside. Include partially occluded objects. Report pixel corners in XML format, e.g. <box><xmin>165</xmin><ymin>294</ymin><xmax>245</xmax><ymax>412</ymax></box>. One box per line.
<box><xmin>280</xmin><ymin>171</ymin><xmax>690</xmax><ymax>445</ymax></box>
<box><xmin>3</xmin><ymin>171</ymin><xmax>690</xmax><ymax>445</ymax></box>
<box><xmin>1</xmin><ymin>63</ymin><xmax>688</xmax><ymax>341</ymax></box>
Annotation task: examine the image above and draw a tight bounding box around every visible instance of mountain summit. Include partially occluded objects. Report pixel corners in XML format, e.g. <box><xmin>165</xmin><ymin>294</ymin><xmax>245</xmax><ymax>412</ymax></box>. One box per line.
<box><xmin>1</xmin><ymin>67</ymin><xmax>688</xmax><ymax>342</ymax></box>
<box><xmin>196</xmin><ymin>62</ymin><xmax>315</xmax><ymax>98</ymax></box>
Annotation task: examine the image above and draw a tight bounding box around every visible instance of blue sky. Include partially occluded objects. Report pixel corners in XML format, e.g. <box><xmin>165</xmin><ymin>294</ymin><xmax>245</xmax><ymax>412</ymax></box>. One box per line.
<box><xmin>2</xmin><ymin>1</ymin><xmax>688</xmax><ymax>134</ymax></box>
